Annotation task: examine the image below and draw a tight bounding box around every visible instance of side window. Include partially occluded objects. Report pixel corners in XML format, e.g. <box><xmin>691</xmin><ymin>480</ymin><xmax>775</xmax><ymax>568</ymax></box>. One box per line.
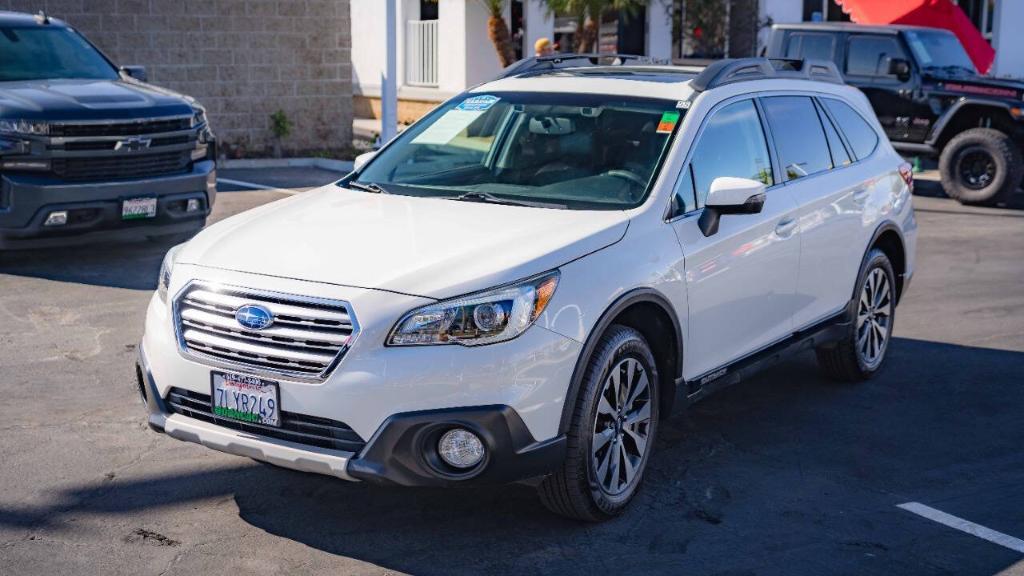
<box><xmin>760</xmin><ymin>96</ymin><xmax>831</xmax><ymax>181</ymax></box>
<box><xmin>822</xmin><ymin>98</ymin><xmax>879</xmax><ymax>160</ymax></box>
<box><xmin>786</xmin><ymin>33</ymin><xmax>836</xmax><ymax>62</ymax></box>
<box><xmin>815</xmin><ymin>99</ymin><xmax>852</xmax><ymax>168</ymax></box>
<box><xmin>846</xmin><ymin>35</ymin><xmax>905</xmax><ymax>78</ymax></box>
<box><xmin>688</xmin><ymin>100</ymin><xmax>774</xmax><ymax>207</ymax></box>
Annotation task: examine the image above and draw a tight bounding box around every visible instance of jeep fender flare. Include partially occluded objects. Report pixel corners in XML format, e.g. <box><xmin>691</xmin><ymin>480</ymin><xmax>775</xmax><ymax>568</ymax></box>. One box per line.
<box><xmin>926</xmin><ymin>98</ymin><xmax>1019</xmax><ymax>148</ymax></box>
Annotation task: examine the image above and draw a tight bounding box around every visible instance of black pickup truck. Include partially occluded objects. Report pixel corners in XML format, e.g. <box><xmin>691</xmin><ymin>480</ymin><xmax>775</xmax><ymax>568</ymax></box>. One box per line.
<box><xmin>0</xmin><ymin>11</ymin><xmax>216</xmax><ymax>249</ymax></box>
<box><xmin>766</xmin><ymin>22</ymin><xmax>1024</xmax><ymax>205</ymax></box>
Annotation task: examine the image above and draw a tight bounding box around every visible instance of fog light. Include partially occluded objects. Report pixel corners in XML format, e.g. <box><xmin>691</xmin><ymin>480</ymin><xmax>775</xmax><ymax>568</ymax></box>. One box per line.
<box><xmin>437</xmin><ymin>428</ymin><xmax>485</xmax><ymax>469</ymax></box>
<box><xmin>186</xmin><ymin>198</ymin><xmax>200</xmax><ymax>213</ymax></box>
<box><xmin>44</xmin><ymin>210</ymin><xmax>68</xmax><ymax>226</ymax></box>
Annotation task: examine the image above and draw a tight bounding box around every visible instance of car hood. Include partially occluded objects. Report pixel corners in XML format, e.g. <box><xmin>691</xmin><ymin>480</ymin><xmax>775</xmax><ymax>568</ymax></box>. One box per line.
<box><xmin>0</xmin><ymin>79</ymin><xmax>194</xmax><ymax>121</ymax></box>
<box><xmin>178</xmin><ymin>187</ymin><xmax>630</xmax><ymax>299</ymax></box>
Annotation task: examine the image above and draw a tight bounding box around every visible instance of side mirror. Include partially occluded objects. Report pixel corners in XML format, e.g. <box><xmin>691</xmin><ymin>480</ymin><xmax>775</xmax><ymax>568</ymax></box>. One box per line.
<box><xmin>353</xmin><ymin>150</ymin><xmax>376</xmax><ymax>172</ymax></box>
<box><xmin>698</xmin><ymin>177</ymin><xmax>766</xmax><ymax>237</ymax></box>
<box><xmin>120</xmin><ymin>65</ymin><xmax>148</xmax><ymax>82</ymax></box>
<box><xmin>887</xmin><ymin>58</ymin><xmax>911</xmax><ymax>81</ymax></box>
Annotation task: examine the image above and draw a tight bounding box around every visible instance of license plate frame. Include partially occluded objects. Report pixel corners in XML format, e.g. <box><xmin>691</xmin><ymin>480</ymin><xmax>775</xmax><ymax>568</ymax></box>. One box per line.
<box><xmin>210</xmin><ymin>371</ymin><xmax>281</xmax><ymax>428</ymax></box>
<box><xmin>121</xmin><ymin>197</ymin><xmax>158</xmax><ymax>220</ymax></box>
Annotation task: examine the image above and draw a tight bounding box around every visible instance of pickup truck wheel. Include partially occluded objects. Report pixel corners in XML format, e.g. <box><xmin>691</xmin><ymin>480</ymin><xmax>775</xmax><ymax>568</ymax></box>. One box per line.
<box><xmin>537</xmin><ymin>325</ymin><xmax>659</xmax><ymax>521</ymax></box>
<box><xmin>816</xmin><ymin>249</ymin><xmax>896</xmax><ymax>382</ymax></box>
<box><xmin>938</xmin><ymin>128</ymin><xmax>1022</xmax><ymax>205</ymax></box>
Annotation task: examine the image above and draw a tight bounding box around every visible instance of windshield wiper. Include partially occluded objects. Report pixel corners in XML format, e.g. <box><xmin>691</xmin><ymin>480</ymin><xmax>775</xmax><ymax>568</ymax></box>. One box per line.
<box><xmin>451</xmin><ymin>191</ymin><xmax>565</xmax><ymax>209</ymax></box>
<box><xmin>346</xmin><ymin>181</ymin><xmax>391</xmax><ymax>194</ymax></box>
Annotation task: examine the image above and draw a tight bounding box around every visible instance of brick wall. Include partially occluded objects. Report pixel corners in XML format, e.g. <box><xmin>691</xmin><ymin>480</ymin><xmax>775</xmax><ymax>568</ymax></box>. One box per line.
<box><xmin>0</xmin><ymin>0</ymin><xmax>352</xmax><ymax>157</ymax></box>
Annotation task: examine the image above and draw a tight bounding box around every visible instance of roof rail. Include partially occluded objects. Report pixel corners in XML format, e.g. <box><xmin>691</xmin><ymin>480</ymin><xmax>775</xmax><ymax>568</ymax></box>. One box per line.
<box><xmin>498</xmin><ymin>53</ymin><xmax>671</xmax><ymax>79</ymax></box>
<box><xmin>690</xmin><ymin>58</ymin><xmax>844</xmax><ymax>92</ymax></box>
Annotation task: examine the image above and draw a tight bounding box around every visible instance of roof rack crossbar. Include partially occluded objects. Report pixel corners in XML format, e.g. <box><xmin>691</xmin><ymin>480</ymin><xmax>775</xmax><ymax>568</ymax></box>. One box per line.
<box><xmin>690</xmin><ymin>58</ymin><xmax>844</xmax><ymax>92</ymax></box>
<box><xmin>498</xmin><ymin>53</ymin><xmax>671</xmax><ymax>79</ymax></box>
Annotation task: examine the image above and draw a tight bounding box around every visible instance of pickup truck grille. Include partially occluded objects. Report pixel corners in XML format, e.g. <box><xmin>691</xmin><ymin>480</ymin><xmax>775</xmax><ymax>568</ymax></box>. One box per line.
<box><xmin>174</xmin><ymin>283</ymin><xmax>357</xmax><ymax>380</ymax></box>
<box><xmin>49</xmin><ymin>117</ymin><xmax>192</xmax><ymax>138</ymax></box>
<box><xmin>166</xmin><ymin>387</ymin><xmax>366</xmax><ymax>453</ymax></box>
<box><xmin>51</xmin><ymin>150</ymin><xmax>190</xmax><ymax>181</ymax></box>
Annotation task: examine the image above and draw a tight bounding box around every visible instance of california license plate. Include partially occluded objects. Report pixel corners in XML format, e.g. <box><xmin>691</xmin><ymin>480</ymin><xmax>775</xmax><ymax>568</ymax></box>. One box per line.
<box><xmin>122</xmin><ymin>197</ymin><xmax>157</xmax><ymax>220</ymax></box>
<box><xmin>211</xmin><ymin>371</ymin><xmax>281</xmax><ymax>427</ymax></box>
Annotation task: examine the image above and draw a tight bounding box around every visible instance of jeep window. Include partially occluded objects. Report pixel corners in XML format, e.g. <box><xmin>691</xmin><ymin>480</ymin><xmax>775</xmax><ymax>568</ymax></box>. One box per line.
<box><xmin>0</xmin><ymin>27</ymin><xmax>119</xmax><ymax>82</ymax></box>
<box><xmin>846</xmin><ymin>36</ymin><xmax>906</xmax><ymax>78</ymax></box>
<box><xmin>785</xmin><ymin>33</ymin><xmax>836</xmax><ymax>62</ymax></box>
<box><xmin>822</xmin><ymin>98</ymin><xmax>879</xmax><ymax>160</ymax></box>
<box><xmin>903</xmin><ymin>29</ymin><xmax>976</xmax><ymax>75</ymax></box>
<box><xmin>353</xmin><ymin>92</ymin><xmax>682</xmax><ymax>210</ymax></box>
<box><xmin>687</xmin><ymin>99</ymin><xmax>773</xmax><ymax>207</ymax></box>
<box><xmin>761</xmin><ymin>96</ymin><xmax>832</xmax><ymax>181</ymax></box>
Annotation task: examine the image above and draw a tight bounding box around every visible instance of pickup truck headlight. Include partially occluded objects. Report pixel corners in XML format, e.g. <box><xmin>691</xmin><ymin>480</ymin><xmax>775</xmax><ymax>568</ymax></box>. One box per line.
<box><xmin>157</xmin><ymin>244</ymin><xmax>184</xmax><ymax>303</ymax></box>
<box><xmin>388</xmin><ymin>271</ymin><xmax>559</xmax><ymax>346</ymax></box>
<box><xmin>0</xmin><ymin>119</ymin><xmax>49</xmax><ymax>136</ymax></box>
<box><xmin>190</xmin><ymin>107</ymin><xmax>207</xmax><ymax>128</ymax></box>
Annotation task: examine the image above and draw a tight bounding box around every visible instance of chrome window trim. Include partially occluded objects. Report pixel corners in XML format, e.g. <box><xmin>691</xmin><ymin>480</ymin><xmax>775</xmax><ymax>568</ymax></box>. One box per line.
<box><xmin>172</xmin><ymin>280</ymin><xmax>360</xmax><ymax>383</ymax></box>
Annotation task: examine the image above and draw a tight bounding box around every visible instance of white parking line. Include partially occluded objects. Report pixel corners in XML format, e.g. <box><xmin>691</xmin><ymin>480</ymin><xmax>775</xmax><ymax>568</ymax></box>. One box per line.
<box><xmin>898</xmin><ymin>502</ymin><xmax>1024</xmax><ymax>554</ymax></box>
<box><xmin>216</xmin><ymin>178</ymin><xmax>301</xmax><ymax>196</ymax></box>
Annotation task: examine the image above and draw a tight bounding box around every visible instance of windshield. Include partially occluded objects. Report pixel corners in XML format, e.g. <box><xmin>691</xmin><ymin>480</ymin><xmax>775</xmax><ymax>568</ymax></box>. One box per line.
<box><xmin>352</xmin><ymin>92</ymin><xmax>684</xmax><ymax>210</ymax></box>
<box><xmin>904</xmin><ymin>30</ymin><xmax>977</xmax><ymax>75</ymax></box>
<box><xmin>0</xmin><ymin>27</ymin><xmax>119</xmax><ymax>82</ymax></box>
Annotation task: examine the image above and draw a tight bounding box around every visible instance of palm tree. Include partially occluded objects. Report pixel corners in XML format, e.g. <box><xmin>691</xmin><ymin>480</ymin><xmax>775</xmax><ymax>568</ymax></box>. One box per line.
<box><xmin>482</xmin><ymin>0</ymin><xmax>517</xmax><ymax>67</ymax></box>
<box><xmin>541</xmin><ymin>0</ymin><xmax>648</xmax><ymax>54</ymax></box>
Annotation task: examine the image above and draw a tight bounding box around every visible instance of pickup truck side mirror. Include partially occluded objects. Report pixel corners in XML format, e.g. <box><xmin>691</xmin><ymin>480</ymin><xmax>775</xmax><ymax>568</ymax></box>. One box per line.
<box><xmin>698</xmin><ymin>177</ymin><xmax>766</xmax><ymax>237</ymax></box>
<box><xmin>887</xmin><ymin>58</ymin><xmax>911</xmax><ymax>81</ymax></box>
<box><xmin>353</xmin><ymin>150</ymin><xmax>376</xmax><ymax>171</ymax></box>
<box><xmin>120</xmin><ymin>65</ymin><xmax>148</xmax><ymax>82</ymax></box>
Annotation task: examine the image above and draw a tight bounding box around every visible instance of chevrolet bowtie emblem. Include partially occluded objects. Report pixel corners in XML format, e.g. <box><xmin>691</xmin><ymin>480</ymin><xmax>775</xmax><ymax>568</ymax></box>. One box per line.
<box><xmin>114</xmin><ymin>137</ymin><xmax>152</xmax><ymax>151</ymax></box>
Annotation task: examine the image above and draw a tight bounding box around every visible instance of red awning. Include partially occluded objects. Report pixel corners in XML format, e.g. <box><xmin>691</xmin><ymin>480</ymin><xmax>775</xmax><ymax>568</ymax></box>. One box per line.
<box><xmin>833</xmin><ymin>0</ymin><xmax>995</xmax><ymax>74</ymax></box>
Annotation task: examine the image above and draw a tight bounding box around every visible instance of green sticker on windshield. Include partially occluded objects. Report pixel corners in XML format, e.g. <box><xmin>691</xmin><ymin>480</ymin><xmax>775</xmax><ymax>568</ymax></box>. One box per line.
<box><xmin>657</xmin><ymin>110</ymin><xmax>680</xmax><ymax>134</ymax></box>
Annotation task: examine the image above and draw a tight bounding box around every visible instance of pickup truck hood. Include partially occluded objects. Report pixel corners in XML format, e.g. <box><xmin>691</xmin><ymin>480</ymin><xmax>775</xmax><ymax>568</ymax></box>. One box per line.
<box><xmin>178</xmin><ymin>187</ymin><xmax>630</xmax><ymax>299</ymax></box>
<box><xmin>0</xmin><ymin>79</ymin><xmax>194</xmax><ymax>121</ymax></box>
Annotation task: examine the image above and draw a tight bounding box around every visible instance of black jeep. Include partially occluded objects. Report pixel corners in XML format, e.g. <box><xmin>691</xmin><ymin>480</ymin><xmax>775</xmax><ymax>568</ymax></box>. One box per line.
<box><xmin>0</xmin><ymin>11</ymin><xmax>216</xmax><ymax>249</ymax></box>
<box><xmin>766</xmin><ymin>23</ymin><xmax>1024</xmax><ymax>205</ymax></box>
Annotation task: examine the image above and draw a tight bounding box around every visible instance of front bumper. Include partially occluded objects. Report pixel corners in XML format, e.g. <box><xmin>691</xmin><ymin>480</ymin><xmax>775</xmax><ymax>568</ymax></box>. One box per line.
<box><xmin>0</xmin><ymin>159</ymin><xmax>216</xmax><ymax>249</ymax></box>
<box><xmin>139</xmin><ymin>266</ymin><xmax>580</xmax><ymax>486</ymax></box>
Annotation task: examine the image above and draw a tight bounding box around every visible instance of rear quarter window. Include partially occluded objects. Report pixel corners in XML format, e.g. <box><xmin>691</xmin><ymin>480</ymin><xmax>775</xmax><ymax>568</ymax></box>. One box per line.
<box><xmin>822</xmin><ymin>98</ymin><xmax>880</xmax><ymax>160</ymax></box>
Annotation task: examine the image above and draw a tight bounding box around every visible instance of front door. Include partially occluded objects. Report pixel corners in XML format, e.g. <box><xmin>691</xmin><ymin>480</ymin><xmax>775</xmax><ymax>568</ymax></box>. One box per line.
<box><xmin>845</xmin><ymin>34</ymin><xmax>932</xmax><ymax>143</ymax></box>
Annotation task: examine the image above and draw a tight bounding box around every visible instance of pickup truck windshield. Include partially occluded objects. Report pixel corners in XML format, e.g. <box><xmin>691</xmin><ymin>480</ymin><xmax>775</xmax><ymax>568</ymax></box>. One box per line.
<box><xmin>353</xmin><ymin>92</ymin><xmax>683</xmax><ymax>210</ymax></box>
<box><xmin>0</xmin><ymin>27</ymin><xmax>119</xmax><ymax>82</ymax></box>
<box><xmin>904</xmin><ymin>30</ymin><xmax>977</xmax><ymax>75</ymax></box>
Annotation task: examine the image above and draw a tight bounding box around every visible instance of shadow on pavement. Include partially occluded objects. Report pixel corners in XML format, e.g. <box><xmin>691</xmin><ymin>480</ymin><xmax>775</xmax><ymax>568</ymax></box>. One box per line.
<box><xmin>2</xmin><ymin>337</ymin><xmax>1022</xmax><ymax>574</ymax></box>
<box><xmin>0</xmin><ymin>237</ymin><xmax>173</xmax><ymax>291</ymax></box>
<box><xmin>914</xmin><ymin>177</ymin><xmax>1024</xmax><ymax>211</ymax></box>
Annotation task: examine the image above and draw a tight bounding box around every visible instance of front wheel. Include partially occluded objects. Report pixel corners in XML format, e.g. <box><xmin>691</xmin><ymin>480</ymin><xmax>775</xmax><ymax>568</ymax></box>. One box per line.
<box><xmin>537</xmin><ymin>325</ymin><xmax>659</xmax><ymax>521</ymax></box>
<box><xmin>816</xmin><ymin>249</ymin><xmax>896</xmax><ymax>382</ymax></box>
<box><xmin>938</xmin><ymin>128</ymin><xmax>1023</xmax><ymax>205</ymax></box>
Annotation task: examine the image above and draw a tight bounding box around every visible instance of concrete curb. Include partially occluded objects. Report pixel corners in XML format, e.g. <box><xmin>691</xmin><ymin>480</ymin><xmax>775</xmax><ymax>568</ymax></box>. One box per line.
<box><xmin>220</xmin><ymin>157</ymin><xmax>354</xmax><ymax>173</ymax></box>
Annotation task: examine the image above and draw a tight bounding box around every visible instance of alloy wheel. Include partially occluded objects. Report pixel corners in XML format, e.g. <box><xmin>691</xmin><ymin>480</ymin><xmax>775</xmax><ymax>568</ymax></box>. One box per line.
<box><xmin>856</xmin><ymin>268</ymin><xmax>892</xmax><ymax>368</ymax></box>
<box><xmin>591</xmin><ymin>357</ymin><xmax>653</xmax><ymax>496</ymax></box>
<box><xmin>957</xmin><ymin>148</ymin><xmax>997</xmax><ymax>190</ymax></box>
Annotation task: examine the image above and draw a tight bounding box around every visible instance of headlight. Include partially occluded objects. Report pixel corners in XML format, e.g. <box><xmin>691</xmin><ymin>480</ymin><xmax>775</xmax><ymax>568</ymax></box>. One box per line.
<box><xmin>157</xmin><ymin>244</ymin><xmax>184</xmax><ymax>303</ymax></box>
<box><xmin>190</xmin><ymin>107</ymin><xmax>207</xmax><ymax>128</ymax></box>
<box><xmin>388</xmin><ymin>271</ymin><xmax>559</xmax><ymax>346</ymax></box>
<box><xmin>0</xmin><ymin>119</ymin><xmax>49</xmax><ymax>136</ymax></box>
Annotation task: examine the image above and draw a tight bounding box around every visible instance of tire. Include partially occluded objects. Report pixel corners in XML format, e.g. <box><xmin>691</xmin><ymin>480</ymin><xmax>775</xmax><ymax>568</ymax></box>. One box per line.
<box><xmin>816</xmin><ymin>249</ymin><xmax>896</xmax><ymax>382</ymax></box>
<box><xmin>938</xmin><ymin>128</ymin><xmax>1023</xmax><ymax>205</ymax></box>
<box><xmin>537</xmin><ymin>325</ymin><xmax>659</xmax><ymax>521</ymax></box>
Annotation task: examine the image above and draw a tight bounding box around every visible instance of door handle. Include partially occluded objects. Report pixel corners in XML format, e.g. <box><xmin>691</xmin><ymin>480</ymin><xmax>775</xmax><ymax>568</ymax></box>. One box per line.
<box><xmin>775</xmin><ymin>217</ymin><xmax>798</xmax><ymax>239</ymax></box>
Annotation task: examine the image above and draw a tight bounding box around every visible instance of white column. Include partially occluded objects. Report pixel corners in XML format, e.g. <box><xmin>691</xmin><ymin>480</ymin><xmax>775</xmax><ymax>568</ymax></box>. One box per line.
<box><xmin>646</xmin><ymin>0</ymin><xmax>673</xmax><ymax>59</ymax></box>
<box><xmin>381</xmin><ymin>0</ymin><xmax>398</xmax><ymax>143</ymax></box>
<box><xmin>524</xmin><ymin>0</ymin><xmax>554</xmax><ymax>57</ymax></box>
<box><xmin>758</xmin><ymin>0</ymin><xmax>805</xmax><ymax>54</ymax></box>
<box><xmin>437</xmin><ymin>0</ymin><xmax>504</xmax><ymax>93</ymax></box>
<box><xmin>991</xmin><ymin>0</ymin><xmax>1024</xmax><ymax>78</ymax></box>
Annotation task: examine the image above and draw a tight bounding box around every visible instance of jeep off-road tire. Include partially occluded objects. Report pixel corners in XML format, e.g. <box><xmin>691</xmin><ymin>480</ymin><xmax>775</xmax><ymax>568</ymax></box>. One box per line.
<box><xmin>816</xmin><ymin>249</ymin><xmax>896</xmax><ymax>382</ymax></box>
<box><xmin>938</xmin><ymin>128</ymin><xmax>1023</xmax><ymax>205</ymax></box>
<box><xmin>537</xmin><ymin>325</ymin><xmax>659</xmax><ymax>521</ymax></box>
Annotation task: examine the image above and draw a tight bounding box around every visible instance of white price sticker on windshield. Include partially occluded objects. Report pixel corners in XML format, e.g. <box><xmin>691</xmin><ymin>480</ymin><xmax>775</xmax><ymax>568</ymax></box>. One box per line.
<box><xmin>411</xmin><ymin>109</ymin><xmax>484</xmax><ymax>145</ymax></box>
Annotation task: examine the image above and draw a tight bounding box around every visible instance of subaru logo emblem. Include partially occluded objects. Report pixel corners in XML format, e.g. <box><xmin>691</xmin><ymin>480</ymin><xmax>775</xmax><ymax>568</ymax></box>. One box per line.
<box><xmin>235</xmin><ymin>304</ymin><xmax>274</xmax><ymax>331</ymax></box>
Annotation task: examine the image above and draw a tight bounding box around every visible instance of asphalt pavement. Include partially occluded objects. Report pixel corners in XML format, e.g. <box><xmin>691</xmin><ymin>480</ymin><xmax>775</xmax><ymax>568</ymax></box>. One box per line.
<box><xmin>0</xmin><ymin>170</ymin><xmax>1022</xmax><ymax>575</ymax></box>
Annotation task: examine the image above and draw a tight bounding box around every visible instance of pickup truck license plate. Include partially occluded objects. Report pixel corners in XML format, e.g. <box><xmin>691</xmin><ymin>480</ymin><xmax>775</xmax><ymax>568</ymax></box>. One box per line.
<box><xmin>211</xmin><ymin>371</ymin><xmax>281</xmax><ymax>427</ymax></box>
<box><xmin>122</xmin><ymin>197</ymin><xmax>158</xmax><ymax>220</ymax></box>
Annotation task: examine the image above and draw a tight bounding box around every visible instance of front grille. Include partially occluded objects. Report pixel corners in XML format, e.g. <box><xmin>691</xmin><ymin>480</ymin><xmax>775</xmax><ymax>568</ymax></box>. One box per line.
<box><xmin>51</xmin><ymin>150</ymin><xmax>190</xmax><ymax>181</ymax></box>
<box><xmin>166</xmin><ymin>387</ymin><xmax>366</xmax><ymax>453</ymax></box>
<box><xmin>49</xmin><ymin>117</ymin><xmax>192</xmax><ymax>138</ymax></box>
<box><xmin>174</xmin><ymin>283</ymin><xmax>357</xmax><ymax>380</ymax></box>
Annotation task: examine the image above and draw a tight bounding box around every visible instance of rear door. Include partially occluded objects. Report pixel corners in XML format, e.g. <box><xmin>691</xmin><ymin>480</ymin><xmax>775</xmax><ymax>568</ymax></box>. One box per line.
<box><xmin>668</xmin><ymin>98</ymin><xmax>802</xmax><ymax>381</ymax></box>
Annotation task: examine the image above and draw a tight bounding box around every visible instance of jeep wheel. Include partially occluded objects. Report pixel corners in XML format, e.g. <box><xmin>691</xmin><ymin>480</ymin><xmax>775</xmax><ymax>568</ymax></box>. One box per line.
<box><xmin>815</xmin><ymin>249</ymin><xmax>896</xmax><ymax>382</ymax></box>
<box><xmin>938</xmin><ymin>128</ymin><xmax>1023</xmax><ymax>205</ymax></box>
<box><xmin>537</xmin><ymin>325</ymin><xmax>659</xmax><ymax>521</ymax></box>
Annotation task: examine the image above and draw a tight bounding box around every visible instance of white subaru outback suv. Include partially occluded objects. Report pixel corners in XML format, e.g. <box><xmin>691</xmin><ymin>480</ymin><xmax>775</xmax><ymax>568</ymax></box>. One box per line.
<box><xmin>138</xmin><ymin>56</ymin><xmax>917</xmax><ymax>521</ymax></box>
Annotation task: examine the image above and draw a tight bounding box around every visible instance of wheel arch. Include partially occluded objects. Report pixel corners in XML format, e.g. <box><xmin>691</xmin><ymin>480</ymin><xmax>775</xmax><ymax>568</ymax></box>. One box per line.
<box><xmin>929</xmin><ymin>101</ymin><xmax>1022</xmax><ymax>150</ymax></box>
<box><xmin>557</xmin><ymin>288</ymin><xmax>684</xmax><ymax>435</ymax></box>
<box><xmin>865</xmin><ymin>222</ymin><xmax>907</xmax><ymax>304</ymax></box>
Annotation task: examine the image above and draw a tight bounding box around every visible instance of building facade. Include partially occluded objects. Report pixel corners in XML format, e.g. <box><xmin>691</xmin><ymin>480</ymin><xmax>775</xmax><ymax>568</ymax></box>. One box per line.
<box><xmin>0</xmin><ymin>0</ymin><xmax>354</xmax><ymax>157</ymax></box>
